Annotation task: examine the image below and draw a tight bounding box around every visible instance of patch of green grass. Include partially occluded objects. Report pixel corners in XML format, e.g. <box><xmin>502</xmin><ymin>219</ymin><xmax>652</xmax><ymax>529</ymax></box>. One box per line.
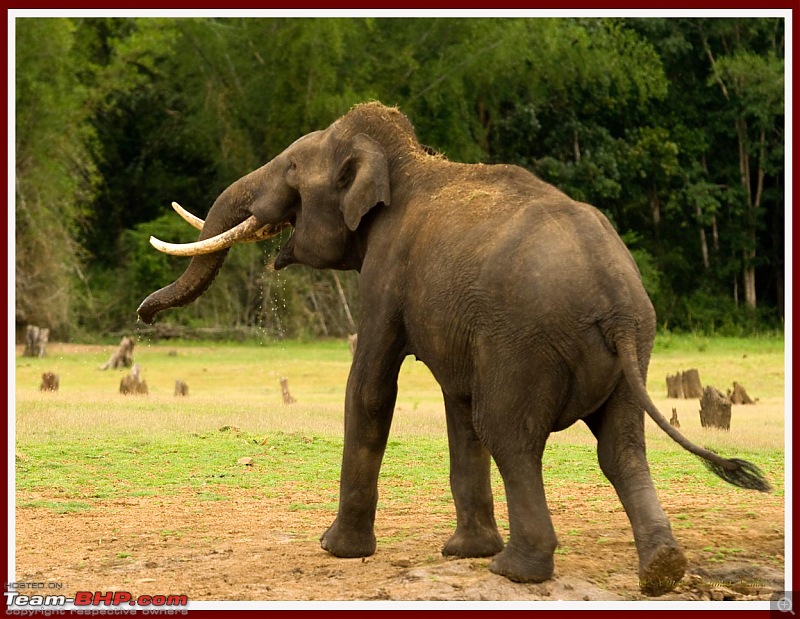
<box><xmin>16</xmin><ymin>430</ymin><xmax>346</xmax><ymax>502</ymax></box>
<box><xmin>15</xmin><ymin>339</ymin><xmax>785</xmax><ymax>525</ymax></box>
<box><xmin>706</xmin><ymin>546</ymin><xmax>746</xmax><ymax>563</ymax></box>
<box><xmin>18</xmin><ymin>500</ymin><xmax>91</xmax><ymax>514</ymax></box>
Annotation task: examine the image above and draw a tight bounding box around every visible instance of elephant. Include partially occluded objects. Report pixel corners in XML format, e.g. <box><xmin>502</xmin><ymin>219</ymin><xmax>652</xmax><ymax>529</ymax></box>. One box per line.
<box><xmin>138</xmin><ymin>102</ymin><xmax>769</xmax><ymax>595</ymax></box>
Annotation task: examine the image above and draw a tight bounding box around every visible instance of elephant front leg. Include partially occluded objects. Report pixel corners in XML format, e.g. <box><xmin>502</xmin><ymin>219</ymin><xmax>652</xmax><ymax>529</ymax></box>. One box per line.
<box><xmin>320</xmin><ymin>343</ymin><xmax>403</xmax><ymax>559</ymax></box>
<box><xmin>441</xmin><ymin>392</ymin><xmax>504</xmax><ymax>558</ymax></box>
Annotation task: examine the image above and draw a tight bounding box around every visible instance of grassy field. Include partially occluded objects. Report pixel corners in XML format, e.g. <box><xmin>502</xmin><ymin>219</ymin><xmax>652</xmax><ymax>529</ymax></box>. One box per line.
<box><xmin>15</xmin><ymin>334</ymin><xmax>786</xmax><ymax>513</ymax></box>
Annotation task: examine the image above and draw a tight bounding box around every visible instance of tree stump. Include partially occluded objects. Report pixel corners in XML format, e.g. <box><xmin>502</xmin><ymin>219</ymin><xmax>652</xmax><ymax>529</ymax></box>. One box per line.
<box><xmin>101</xmin><ymin>336</ymin><xmax>136</xmax><ymax>370</ymax></box>
<box><xmin>669</xmin><ymin>407</ymin><xmax>680</xmax><ymax>428</ymax></box>
<box><xmin>666</xmin><ymin>369</ymin><xmax>703</xmax><ymax>399</ymax></box>
<box><xmin>666</xmin><ymin>373</ymin><xmax>685</xmax><ymax>399</ymax></box>
<box><xmin>40</xmin><ymin>372</ymin><xmax>59</xmax><ymax>392</ymax></box>
<box><xmin>699</xmin><ymin>386</ymin><xmax>731</xmax><ymax>431</ymax></box>
<box><xmin>682</xmin><ymin>369</ymin><xmax>703</xmax><ymax>398</ymax></box>
<box><xmin>348</xmin><ymin>334</ymin><xmax>358</xmax><ymax>358</ymax></box>
<box><xmin>280</xmin><ymin>377</ymin><xmax>296</xmax><ymax>404</ymax></box>
<box><xmin>728</xmin><ymin>381</ymin><xmax>755</xmax><ymax>405</ymax></box>
<box><xmin>23</xmin><ymin>325</ymin><xmax>49</xmax><ymax>358</ymax></box>
<box><xmin>174</xmin><ymin>380</ymin><xmax>189</xmax><ymax>397</ymax></box>
<box><xmin>120</xmin><ymin>364</ymin><xmax>148</xmax><ymax>395</ymax></box>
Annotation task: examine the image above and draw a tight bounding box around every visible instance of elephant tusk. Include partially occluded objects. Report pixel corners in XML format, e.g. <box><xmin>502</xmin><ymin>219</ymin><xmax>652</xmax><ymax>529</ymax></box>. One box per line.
<box><xmin>172</xmin><ymin>201</ymin><xmax>204</xmax><ymax>231</ymax></box>
<box><xmin>150</xmin><ymin>215</ymin><xmax>283</xmax><ymax>256</ymax></box>
<box><xmin>170</xmin><ymin>201</ymin><xmax>283</xmax><ymax>243</ymax></box>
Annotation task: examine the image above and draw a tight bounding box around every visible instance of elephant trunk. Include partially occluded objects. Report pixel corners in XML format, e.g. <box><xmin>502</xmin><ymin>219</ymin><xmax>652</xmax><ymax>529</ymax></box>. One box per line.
<box><xmin>136</xmin><ymin>172</ymin><xmax>269</xmax><ymax>324</ymax></box>
<box><xmin>137</xmin><ymin>155</ymin><xmax>297</xmax><ymax>324</ymax></box>
<box><xmin>136</xmin><ymin>251</ymin><xmax>231</xmax><ymax>325</ymax></box>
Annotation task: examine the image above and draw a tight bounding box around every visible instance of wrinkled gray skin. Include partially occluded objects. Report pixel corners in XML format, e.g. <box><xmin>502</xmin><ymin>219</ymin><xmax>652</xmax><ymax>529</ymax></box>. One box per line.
<box><xmin>139</xmin><ymin>102</ymin><xmax>768</xmax><ymax>595</ymax></box>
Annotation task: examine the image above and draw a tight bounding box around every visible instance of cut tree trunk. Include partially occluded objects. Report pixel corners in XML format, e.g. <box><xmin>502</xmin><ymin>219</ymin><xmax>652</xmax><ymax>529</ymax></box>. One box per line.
<box><xmin>729</xmin><ymin>381</ymin><xmax>755</xmax><ymax>405</ymax></box>
<box><xmin>120</xmin><ymin>364</ymin><xmax>148</xmax><ymax>395</ymax></box>
<box><xmin>666</xmin><ymin>369</ymin><xmax>703</xmax><ymax>399</ymax></box>
<box><xmin>174</xmin><ymin>380</ymin><xmax>189</xmax><ymax>397</ymax></box>
<box><xmin>682</xmin><ymin>369</ymin><xmax>703</xmax><ymax>398</ymax></box>
<box><xmin>100</xmin><ymin>336</ymin><xmax>135</xmax><ymax>370</ymax></box>
<box><xmin>666</xmin><ymin>373</ymin><xmax>685</xmax><ymax>399</ymax></box>
<box><xmin>40</xmin><ymin>372</ymin><xmax>59</xmax><ymax>392</ymax></box>
<box><xmin>699</xmin><ymin>386</ymin><xmax>731</xmax><ymax>431</ymax></box>
<box><xmin>23</xmin><ymin>325</ymin><xmax>49</xmax><ymax>358</ymax></box>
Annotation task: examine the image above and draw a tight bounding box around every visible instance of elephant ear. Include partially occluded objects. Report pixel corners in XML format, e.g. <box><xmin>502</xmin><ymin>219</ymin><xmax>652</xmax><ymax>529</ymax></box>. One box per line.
<box><xmin>337</xmin><ymin>133</ymin><xmax>391</xmax><ymax>231</ymax></box>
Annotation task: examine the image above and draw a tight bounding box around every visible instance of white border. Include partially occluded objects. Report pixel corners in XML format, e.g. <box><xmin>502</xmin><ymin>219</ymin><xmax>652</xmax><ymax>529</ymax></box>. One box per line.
<box><xmin>8</xmin><ymin>8</ymin><xmax>792</xmax><ymax>611</ymax></box>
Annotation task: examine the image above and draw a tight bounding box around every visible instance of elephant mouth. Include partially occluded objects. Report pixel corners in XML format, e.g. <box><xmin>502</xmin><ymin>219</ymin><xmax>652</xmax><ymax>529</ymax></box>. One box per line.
<box><xmin>274</xmin><ymin>218</ymin><xmax>298</xmax><ymax>270</ymax></box>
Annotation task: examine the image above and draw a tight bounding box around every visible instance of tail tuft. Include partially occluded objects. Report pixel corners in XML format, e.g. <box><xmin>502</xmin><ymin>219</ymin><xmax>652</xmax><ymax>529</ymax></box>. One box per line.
<box><xmin>701</xmin><ymin>456</ymin><xmax>772</xmax><ymax>493</ymax></box>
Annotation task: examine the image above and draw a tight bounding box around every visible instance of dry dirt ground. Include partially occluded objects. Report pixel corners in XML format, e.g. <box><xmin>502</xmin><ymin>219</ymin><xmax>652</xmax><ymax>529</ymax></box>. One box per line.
<box><xmin>16</xmin><ymin>480</ymin><xmax>784</xmax><ymax>604</ymax></box>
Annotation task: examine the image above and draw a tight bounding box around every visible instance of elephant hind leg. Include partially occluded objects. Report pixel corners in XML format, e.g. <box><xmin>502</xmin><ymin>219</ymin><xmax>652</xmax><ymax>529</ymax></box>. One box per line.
<box><xmin>441</xmin><ymin>392</ymin><xmax>504</xmax><ymax>558</ymax></box>
<box><xmin>585</xmin><ymin>381</ymin><xmax>687</xmax><ymax>596</ymax></box>
<box><xmin>487</xmin><ymin>442</ymin><xmax>557</xmax><ymax>583</ymax></box>
<box><xmin>466</xmin><ymin>398</ymin><xmax>557</xmax><ymax>582</ymax></box>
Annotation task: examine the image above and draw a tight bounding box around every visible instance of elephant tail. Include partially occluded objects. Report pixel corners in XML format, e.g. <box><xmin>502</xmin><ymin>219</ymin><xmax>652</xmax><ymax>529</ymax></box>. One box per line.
<box><xmin>616</xmin><ymin>334</ymin><xmax>771</xmax><ymax>493</ymax></box>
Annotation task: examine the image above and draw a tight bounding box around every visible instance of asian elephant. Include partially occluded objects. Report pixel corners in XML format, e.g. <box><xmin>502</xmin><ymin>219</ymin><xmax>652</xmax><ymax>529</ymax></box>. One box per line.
<box><xmin>138</xmin><ymin>102</ymin><xmax>769</xmax><ymax>595</ymax></box>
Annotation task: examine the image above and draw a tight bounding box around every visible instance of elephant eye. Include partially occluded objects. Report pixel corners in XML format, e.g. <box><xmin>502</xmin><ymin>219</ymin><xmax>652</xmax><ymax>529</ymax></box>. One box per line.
<box><xmin>287</xmin><ymin>160</ymin><xmax>297</xmax><ymax>172</ymax></box>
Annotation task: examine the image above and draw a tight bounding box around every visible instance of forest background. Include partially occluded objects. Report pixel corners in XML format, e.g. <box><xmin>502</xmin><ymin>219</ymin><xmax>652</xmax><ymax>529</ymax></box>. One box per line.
<box><xmin>14</xmin><ymin>16</ymin><xmax>786</xmax><ymax>341</ymax></box>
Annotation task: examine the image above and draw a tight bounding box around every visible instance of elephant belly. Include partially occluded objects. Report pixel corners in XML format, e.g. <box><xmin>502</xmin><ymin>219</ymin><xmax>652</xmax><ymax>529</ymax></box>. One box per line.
<box><xmin>551</xmin><ymin>359</ymin><xmax>622</xmax><ymax>432</ymax></box>
<box><xmin>402</xmin><ymin>250</ymin><xmax>627</xmax><ymax>430</ymax></box>
<box><xmin>407</xmin><ymin>310</ymin><xmax>623</xmax><ymax>432</ymax></box>
<box><xmin>405</xmin><ymin>326</ymin><xmax>475</xmax><ymax>400</ymax></box>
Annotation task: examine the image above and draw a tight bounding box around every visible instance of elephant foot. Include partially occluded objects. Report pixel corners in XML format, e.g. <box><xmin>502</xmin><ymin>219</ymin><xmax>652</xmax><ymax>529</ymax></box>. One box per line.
<box><xmin>442</xmin><ymin>526</ymin><xmax>504</xmax><ymax>558</ymax></box>
<box><xmin>488</xmin><ymin>543</ymin><xmax>554</xmax><ymax>583</ymax></box>
<box><xmin>638</xmin><ymin>542</ymin><xmax>687</xmax><ymax>596</ymax></box>
<box><xmin>320</xmin><ymin>518</ymin><xmax>376</xmax><ymax>558</ymax></box>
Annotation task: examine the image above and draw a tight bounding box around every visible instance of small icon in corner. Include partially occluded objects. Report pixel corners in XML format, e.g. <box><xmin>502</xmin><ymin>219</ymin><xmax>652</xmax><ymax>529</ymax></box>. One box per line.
<box><xmin>773</xmin><ymin>592</ymin><xmax>795</xmax><ymax>615</ymax></box>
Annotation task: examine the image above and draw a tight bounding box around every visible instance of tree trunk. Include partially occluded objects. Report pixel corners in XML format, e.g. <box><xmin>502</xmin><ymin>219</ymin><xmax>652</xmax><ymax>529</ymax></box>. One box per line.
<box><xmin>743</xmin><ymin>247</ymin><xmax>757</xmax><ymax>309</ymax></box>
<box><xmin>174</xmin><ymin>380</ymin><xmax>189</xmax><ymax>397</ymax></box>
<box><xmin>711</xmin><ymin>214</ymin><xmax>720</xmax><ymax>254</ymax></box>
<box><xmin>332</xmin><ymin>272</ymin><xmax>356</xmax><ymax>333</ymax></box>
<box><xmin>666</xmin><ymin>373</ymin><xmax>685</xmax><ymax>399</ymax></box>
<box><xmin>100</xmin><ymin>336</ymin><xmax>135</xmax><ymax>370</ymax></box>
<box><xmin>699</xmin><ymin>386</ymin><xmax>731</xmax><ymax>430</ymax></box>
<box><xmin>729</xmin><ymin>381</ymin><xmax>755</xmax><ymax>405</ymax></box>
<box><xmin>308</xmin><ymin>287</ymin><xmax>329</xmax><ymax>337</ymax></box>
<box><xmin>650</xmin><ymin>185</ymin><xmax>661</xmax><ymax>230</ymax></box>
<box><xmin>120</xmin><ymin>364</ymin><xmax>148</xmax><ymax>395</ymax></box>
<box><xmin>23</xmin><ymin>325</ymin><xmax>49</xmax><ymax>358</ymax></box>
<box><xmin>666</xmin><ymin>369</ymin><xmax>703</xmax><ymax>399</ymax></box>
<box><xmin>695</xmin><ymin>202</ymin><xmax>710</xmax><ymax>269</ymax></box>
<box><xmin>736</xmin><ymin>118</ymin><xmax>761</xmax><ymax>310</ymax></box>
<box><xmin>772</xmin><ymin>173</ymin><xmax>784</xmax><ymax>319</ymax></box>
<box><xmin>40</xmin><ymin>372</ymin><xmax>59</xmax><ymax>392</ymax></box>
<box><xmin>681</xmin><ymin>369</ymin><xmax>703</xmax><ymax>398</ymax></box>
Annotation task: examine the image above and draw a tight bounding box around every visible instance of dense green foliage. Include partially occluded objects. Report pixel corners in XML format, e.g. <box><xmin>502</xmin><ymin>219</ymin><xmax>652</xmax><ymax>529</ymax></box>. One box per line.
<box><xmin>14</xmin><ymin>17</ymin><xmax>785</xmax><ymax>340</ymax></box>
